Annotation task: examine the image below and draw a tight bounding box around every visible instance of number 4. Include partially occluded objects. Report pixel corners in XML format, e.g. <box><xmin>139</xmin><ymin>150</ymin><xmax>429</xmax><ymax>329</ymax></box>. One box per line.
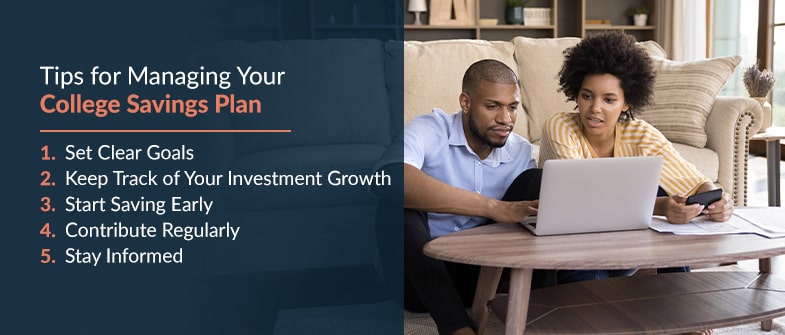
<box><xmin>40</xmin><ymin>223</ymin><xmax>52</xmax><ymax>238</ymax></box>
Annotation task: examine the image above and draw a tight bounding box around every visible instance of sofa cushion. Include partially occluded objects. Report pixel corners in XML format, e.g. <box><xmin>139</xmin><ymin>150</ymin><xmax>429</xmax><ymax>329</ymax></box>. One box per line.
<box><xmin>638</xmin><ymin>40</ymin><xmax>667</xmax><ymax>58</ymax></box>
<box><xmin>641</xmin><ymin>55</ymin><xmax>741</xmax><ymax>148</ymax></box>
<box><xmin>512</xmin><ymin>37</ymin><xmax>580</xmax><ymax>143</ymax></box>
<box><xmin>202</xmin><ymin>39</ymin><xmax>392</xmax><ymax>156</ymax></box>
<box><xmin>672</xmin><ymin>143</ymin><xmax>719</xmax><ymax>183</ymax></box>
<box><xmin>403</xmin><ymin>39</ymin><xmax>525</xmax><ymax>136</ymax></box>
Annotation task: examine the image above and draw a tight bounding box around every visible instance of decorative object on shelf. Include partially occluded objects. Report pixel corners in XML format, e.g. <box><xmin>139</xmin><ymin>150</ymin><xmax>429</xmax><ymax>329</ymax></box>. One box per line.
<box><xmin>429</xmin><ymin>0</ymin><xmax>474</xmax><ymax>25</ymax></box>
<box><xmin>585</xmin><ymin>19</ymin><xmax>611</xmax><ymax>26</ymax></box>
<box><xmin>479</xmin><ymin>18</ymin><xmax>499</xmax><ymax>26</ymax></box>
<box><xmin>505</xmin><ymin>0</ymin><xmax>530</xmax><ymax>25</ymax></box>
<box><xmin>743</xmin><ymin>61</ymin><xmax>776</xmax><ymax>132</ymax></box>
<box><xmin>523</xmin><ymin>7</ymin><xmax>551</xmax><ymax>26</ymax></box>
<box><xmin>626</xmin><ymin>5</ymin><xmax>650</xmax><ymax>26</ymax></box>
<box><xmin>408</xmin><ymin>0</ymin><xmax>428</xmax><ymax>25</ymax></box>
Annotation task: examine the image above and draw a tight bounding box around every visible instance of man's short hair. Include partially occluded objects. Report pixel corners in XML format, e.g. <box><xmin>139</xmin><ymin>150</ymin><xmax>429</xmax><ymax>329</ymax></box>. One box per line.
<box><xmin>462</xmin><ymin>59</ymin><xmax>519</xmax><ymax>94</ymax></box>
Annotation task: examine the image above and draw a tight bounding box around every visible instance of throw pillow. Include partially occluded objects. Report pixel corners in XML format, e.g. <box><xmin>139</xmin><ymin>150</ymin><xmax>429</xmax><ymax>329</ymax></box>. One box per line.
<box><xmin>641</xmin><ymin>55</ymin><xmax>741</xmax><ymax>148</ymax></box>
<box><xmin>404</xmin><ymin>40</ymin><xmax>524</xmax><ymax>136</ymax></box>
<box><xmin>512</xmin><ymin>36</ymin><xmax>580</xmax><ymax>143</ymax></box>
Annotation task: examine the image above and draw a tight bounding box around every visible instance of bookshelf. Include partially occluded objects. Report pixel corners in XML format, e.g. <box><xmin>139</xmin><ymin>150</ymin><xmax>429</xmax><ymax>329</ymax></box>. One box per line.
<box><xmin>403</xmin><ymin>0</ymin><xmax>557</xmax><ymax>41</ymax></box>
<box><xmin>403</xmin><ymin>0</ymin><xmax>659</xmax><ymax>43</ymax></box>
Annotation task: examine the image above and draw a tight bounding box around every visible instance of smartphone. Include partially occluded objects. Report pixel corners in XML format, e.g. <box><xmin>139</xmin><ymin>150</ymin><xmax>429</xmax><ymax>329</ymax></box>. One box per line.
<box><xmin>686</xmin><ymin>188</ymin><xmax>723</xmax><ymax>207</ymax></box>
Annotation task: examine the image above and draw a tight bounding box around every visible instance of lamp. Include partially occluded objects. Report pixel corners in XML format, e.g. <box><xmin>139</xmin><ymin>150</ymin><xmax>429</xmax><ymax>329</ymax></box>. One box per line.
<box><xmin>408</xmin><ymin>0</ymin><xmax>427</xmax><ymax>25</ymax></box>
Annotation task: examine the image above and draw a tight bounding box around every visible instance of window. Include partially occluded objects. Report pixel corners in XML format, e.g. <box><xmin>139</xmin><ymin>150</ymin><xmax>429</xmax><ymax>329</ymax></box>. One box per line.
<box><xmin>772</xmin><ymin>0</ymin><xmax>784</xmax><ymax>126</ymax></box>
<box><xmin>712</xmin><ymin>0</ymin><xmax>759</xmax><ymax>97</ymax></box>
<box><xmin>713</xmin><ymin>0</ymin><xmax>784</xmax><ymax>126</ymax></box>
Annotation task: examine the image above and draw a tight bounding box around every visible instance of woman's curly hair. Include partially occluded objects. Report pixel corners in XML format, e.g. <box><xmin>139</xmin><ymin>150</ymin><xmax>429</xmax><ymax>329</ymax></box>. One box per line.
<box><xmin>558</xmin><ymin>31</ymin><xmax>656</xmax><ymax>121</ymax></box>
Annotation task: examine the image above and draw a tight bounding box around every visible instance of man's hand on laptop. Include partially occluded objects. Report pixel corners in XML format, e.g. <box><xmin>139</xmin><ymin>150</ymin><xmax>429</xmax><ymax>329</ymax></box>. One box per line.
<box><xmin>490</xmin><ymin>199</ymin><xmax>539</xmax><ymax>223</ymax></box>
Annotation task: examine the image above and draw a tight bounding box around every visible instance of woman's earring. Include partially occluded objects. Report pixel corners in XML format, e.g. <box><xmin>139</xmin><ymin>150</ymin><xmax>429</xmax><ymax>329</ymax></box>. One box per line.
<box><xmin>624</xmin><ymin>107</ymin><xmax>634</xmax><ymax>120</ymax></box>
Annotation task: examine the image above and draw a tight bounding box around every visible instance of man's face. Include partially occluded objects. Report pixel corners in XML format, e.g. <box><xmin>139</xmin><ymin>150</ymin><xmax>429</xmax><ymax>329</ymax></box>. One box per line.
<box><xmin>461</xmin><ymin>81</ymin><xmax>520</xmax><ymax>151</ymax></box>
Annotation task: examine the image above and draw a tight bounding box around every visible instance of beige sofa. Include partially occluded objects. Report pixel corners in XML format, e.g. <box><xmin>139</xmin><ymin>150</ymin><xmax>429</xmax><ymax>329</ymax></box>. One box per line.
<box><xmin>404</xmin><ymin>37</ymin><xmax>763</xmax><ymax>204</ymax></box>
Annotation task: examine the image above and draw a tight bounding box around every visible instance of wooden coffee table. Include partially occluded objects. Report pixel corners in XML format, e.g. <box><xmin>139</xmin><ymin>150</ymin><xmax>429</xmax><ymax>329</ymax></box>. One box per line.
<box><xmin>424</xmin><ymin>222</ymin><xmax>785</xmax><ymax>334</ymax></box>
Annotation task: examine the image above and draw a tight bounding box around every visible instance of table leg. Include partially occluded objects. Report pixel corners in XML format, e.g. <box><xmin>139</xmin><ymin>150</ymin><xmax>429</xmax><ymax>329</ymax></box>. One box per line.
<box><xmin>506</xmin><ymin>268</ymin><xmax>533</xmax><ymax>335</ymax></box>
<box><xmin>471</xmin><ymin>266</ymin><xmax>503</xmax><ymax>335</ymax></box>
<box><xmin>760</xmin><ymin>257</ymin><xmax>774</xmax><ymax>331</ymax></box>
<box><xmin>766</xmin><ymin>139</ymin><xmax>781</xmax><ymax>206</ymax></box>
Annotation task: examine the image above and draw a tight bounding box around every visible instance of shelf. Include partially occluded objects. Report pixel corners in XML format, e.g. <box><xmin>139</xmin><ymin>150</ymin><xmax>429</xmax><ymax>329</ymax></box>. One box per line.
<box><xmin>404</xmin><ymin>24</ymin><xmax>476</xmax><ymax>29</ymax></box>
<box><xmin>582</xmin><ymin>0</ymin><xmax>657</xmax><ymax>41</ymax></box>
<box><xmin>585</xmin><ymin>25</ymin><xmax>655</xmax><ymax>30</ymax></box>
<box><xmin>404</xmin><ymin>24</ymin><xmax>555</xmax><ymax>30</ymax></box>
<box><xmin>401</xmin><ymin>0</ymin><xmax>658</xmax><ymax>44</ymax></box>
<box><xmin>480</xmin><ymin>25</ymin><xmax>555</xmax><ymax>30</ymax></box>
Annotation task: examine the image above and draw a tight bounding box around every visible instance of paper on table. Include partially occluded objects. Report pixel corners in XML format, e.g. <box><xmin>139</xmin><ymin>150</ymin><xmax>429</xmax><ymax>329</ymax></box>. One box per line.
<box><xmin>650</xmin><ymin>207</ymin><xmax>785</xmax><ymax>238</ymax></box>
<box><xmin>650</xmin><ymin>215</ymin><xmax>753</xmax><ymax>235</ymax></box>
<box><xmin>734</xmin><ymin>207</ymin><xmax>785</xmax><ymax>233</ymax></box>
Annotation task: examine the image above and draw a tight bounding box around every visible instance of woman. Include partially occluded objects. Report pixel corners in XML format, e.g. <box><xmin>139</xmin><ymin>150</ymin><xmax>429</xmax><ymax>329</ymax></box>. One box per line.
<box><xmin>539</xmin><ymin>32</ymin><xmax>733</xmax><ymax>293</ymax></box>
<box><xmin>541</xmin><ymin>31</ymin><xmax>733</xmax><ymax>225</ymax></box>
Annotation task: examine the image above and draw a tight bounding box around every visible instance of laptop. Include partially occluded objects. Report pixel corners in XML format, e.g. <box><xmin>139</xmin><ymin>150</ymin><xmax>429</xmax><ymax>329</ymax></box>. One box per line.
<box><xmin>520</xmin><ymin>156</ymin><xmax>664</xmax><ymax>236</ymax></box>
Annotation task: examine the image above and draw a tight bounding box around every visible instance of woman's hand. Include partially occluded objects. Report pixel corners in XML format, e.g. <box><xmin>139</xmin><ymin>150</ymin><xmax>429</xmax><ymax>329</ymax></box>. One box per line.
<box><xmin>702</xmin><ymin>191</ymin><xmax>734</xmax><ymax>222</ymax></box>
<box><xmin>660</xmin><ymin>195</ymin><xmax>703</xmax><ymax>224</ymax></box>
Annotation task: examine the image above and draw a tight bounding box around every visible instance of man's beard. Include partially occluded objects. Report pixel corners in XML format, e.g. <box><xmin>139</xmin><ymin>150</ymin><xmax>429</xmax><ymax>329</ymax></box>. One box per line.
<box><xmin>468</xmin><ymin>111</ymin><xmax>508</xmax><ymax>148</ymax></box>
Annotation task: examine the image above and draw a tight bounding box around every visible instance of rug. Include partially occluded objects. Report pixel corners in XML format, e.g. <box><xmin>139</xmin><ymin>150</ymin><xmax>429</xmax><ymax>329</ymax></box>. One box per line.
<box><xmin>405</xmin><ymin>266</ymin><xmax>785</xmax><ymax>335</ymax></box>
<box><xmin>404</xmin><ymin>310</ymin><xmax>785</xmax><ymax>335</ymax></box>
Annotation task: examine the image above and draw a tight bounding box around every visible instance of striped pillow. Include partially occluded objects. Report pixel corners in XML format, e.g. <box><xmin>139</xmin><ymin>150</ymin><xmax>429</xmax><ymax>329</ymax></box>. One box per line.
<box><xmin>641</xmin><ymin>55</ymin><xmax>741</xmax><ymax>148</ymax></box>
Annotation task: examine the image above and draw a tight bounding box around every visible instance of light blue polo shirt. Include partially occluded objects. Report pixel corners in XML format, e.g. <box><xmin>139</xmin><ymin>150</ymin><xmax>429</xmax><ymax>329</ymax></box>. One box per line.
<box><xmin>404</xmin><ymin>109</ymin><xmax>536</xmax><ymax>238</ymax></box>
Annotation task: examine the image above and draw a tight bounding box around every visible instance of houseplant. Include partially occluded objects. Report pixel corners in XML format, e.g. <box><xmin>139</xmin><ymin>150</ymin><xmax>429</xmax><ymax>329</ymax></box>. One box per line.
<box><xmin>506</xmin><ymin>0</ymin><xmax>530</xmax><ymax>25</ymax></box>
<box><xmin>743</xmin><ymin>62</ymin><xmax>776</xmax><ymax>131</ymax></box>
<box><xmin>627</xmin><ymin>5</ymin><xmax>650</xmax><ymax>26</ymax></box>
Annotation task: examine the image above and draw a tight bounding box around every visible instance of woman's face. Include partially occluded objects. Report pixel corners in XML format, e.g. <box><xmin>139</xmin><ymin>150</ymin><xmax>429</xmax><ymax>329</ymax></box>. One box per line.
<box><xmin>576</xmin><ymin>73</ymin><xmax>631</xmax><ymax>138</ymax></box>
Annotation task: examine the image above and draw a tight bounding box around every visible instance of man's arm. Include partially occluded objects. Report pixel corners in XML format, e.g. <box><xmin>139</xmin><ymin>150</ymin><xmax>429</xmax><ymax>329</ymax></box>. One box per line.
<box><xmin>404</xmin><ymin>164</ymin><xmax>537</xmax><ymax>223</ymax></box>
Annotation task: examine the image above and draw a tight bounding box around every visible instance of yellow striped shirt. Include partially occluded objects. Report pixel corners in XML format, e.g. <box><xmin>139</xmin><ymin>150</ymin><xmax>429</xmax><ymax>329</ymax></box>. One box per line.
<box><xmin>539</xmin><ymin>111</ymin><xmax>710</xmax><ymax>196</ymax></box>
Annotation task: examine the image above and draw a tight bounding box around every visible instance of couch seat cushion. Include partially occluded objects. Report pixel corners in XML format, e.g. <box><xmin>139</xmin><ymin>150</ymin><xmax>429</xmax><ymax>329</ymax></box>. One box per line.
<box><xmin>672</xmin><ymin>143</ymin><xmax>719</xmax><ymax>183</ymax></box>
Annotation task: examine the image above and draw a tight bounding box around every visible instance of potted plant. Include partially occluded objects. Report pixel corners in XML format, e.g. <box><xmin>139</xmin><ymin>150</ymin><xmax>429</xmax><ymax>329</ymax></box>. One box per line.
<box><xmin>627</xmin><ymin>5</ymin><xmax>650</xmax><ymax>26</ymax></box>
<box><xmin>506</xmin><ymin>0</ymin><xmax>530</xmax><ymax>25</ymax></box>
<box><xmin>743</xmin><ymin>62</ymin><xmax>776</xmax><ymax>131</ymax></box>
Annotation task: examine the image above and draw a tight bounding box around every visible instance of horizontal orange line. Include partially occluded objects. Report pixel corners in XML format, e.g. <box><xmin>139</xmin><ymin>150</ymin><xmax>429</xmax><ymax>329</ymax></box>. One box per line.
<box><xmin>39</xmin><ymin>129</ymin><xmax>292</xmax><ymax>133</ymax></box>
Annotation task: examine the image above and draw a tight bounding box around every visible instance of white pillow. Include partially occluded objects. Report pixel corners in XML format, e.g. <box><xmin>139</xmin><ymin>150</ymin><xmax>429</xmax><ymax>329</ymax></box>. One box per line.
<box><xmin>641</xmin><ymin>55</ymin><xmax>741</xmax><ymax>148</ymax></box>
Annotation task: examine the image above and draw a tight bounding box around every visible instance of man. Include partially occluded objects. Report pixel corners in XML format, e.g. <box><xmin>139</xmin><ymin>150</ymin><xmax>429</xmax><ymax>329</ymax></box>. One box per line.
<box><xmin>403</xmin><ymin>59</ymin><xmax>544</xmax><ymax>335</ymax></box>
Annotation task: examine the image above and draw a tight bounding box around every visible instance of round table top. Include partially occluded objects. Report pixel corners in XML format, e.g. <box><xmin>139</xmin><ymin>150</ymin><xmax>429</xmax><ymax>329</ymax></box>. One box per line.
<box><xmin>424</xmin><ymin>223</ymin><xmax>785</xmax><ymax>270</ymax></box>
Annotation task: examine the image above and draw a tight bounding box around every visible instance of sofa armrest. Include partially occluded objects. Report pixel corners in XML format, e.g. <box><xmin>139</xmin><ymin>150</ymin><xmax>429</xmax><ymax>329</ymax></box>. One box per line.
<box><xmin>704</xmin><ymin>96</ymin><xmax>763</xmax><ymax>205</ymax></box>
